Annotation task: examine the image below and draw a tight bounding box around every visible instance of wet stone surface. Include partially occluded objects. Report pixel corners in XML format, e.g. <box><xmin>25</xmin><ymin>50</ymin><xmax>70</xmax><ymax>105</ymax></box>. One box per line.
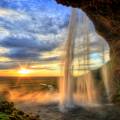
<box><xmin>17</xmin><ymin>103</ymin><xmax>120</xmax><ymax>120</ymax></box>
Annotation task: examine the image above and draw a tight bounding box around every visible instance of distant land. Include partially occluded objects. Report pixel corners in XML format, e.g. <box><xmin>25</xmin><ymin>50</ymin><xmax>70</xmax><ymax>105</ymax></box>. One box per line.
<box><xmin>0</xmin><ymin>76</ymin><xmax>59</xmax><ymax>92</ymax></box>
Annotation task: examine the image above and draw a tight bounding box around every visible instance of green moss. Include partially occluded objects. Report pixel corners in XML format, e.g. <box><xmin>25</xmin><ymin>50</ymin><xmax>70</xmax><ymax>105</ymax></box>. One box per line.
<box><xmin>0</xmin><ymin>112</ymin><xmax>9</xmax><ymax>120</ymax></box>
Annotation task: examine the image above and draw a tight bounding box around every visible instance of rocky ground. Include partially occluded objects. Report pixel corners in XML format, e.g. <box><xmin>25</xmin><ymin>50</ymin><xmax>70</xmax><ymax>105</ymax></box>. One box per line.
<box><xmin>0</xmin><ymin>100</ymin><xmax>40</xmax><ymax>120</ymax></box>
<box><xmin>1</xmin><ymin>95</ymin><xmax>120</xmax><ymax>120</ymax></box>
<box><xmin>16</xmin><ymin>103</ymin><xmax>120</xmax><ymax>120</ymax></box>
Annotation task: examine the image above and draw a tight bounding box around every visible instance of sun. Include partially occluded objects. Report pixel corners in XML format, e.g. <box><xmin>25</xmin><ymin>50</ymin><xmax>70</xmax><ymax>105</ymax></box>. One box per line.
<box><xmin>18</xmin><ymin>68</ymin><xmax>30</xmax><ymax>75</ymax></box>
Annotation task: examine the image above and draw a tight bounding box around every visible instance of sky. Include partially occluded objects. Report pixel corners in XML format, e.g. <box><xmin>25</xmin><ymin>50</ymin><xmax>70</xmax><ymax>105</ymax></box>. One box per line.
<box><xmin>0</xmin><ymin>0</ymin><xmax>110</xmax><ymax>77</ymax></box>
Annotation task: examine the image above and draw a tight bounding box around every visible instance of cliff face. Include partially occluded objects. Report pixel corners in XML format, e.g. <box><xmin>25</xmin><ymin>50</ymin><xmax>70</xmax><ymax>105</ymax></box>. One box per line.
<box><xmin>56</xmin><ymin>0</ymin><xmax>120</xmax><ymax>102</ymax></box>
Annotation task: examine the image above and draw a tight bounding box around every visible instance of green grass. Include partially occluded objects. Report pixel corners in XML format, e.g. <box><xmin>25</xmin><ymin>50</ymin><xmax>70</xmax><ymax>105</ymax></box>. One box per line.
<box><xmin>0</xmin><ymin>112</ymin><xmax>9</xmax><ymax>120</ymax></box>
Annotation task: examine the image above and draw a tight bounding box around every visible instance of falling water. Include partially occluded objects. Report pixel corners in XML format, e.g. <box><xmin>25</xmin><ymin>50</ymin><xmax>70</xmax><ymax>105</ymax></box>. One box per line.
<box><xmin>75</xmin><ymin>14</ymin><xmax>99</xmax><ymax>106</ymax></box>
<box><xmin>59</xmin><ymin>8</ymin><xmax>110</xmax><ymax>111</ymax></box>
<box><xmin>75</xmin><ymin>72</ymin><xmax>99</xmax><ymax>106</ymax></box>
<box><xmin>59</xmin><ymin>8</ymin><xmax>78</xmax><ymax>111</ymax></box>
<box><xmin>101</xmin><ymin>64</ymin><xmax>110</xmax><ymax>101</ymax></box>
<box><xmin>101</xmin><ymin>43</ymin><xmax>111</xmax><ymax>101</ymax></box>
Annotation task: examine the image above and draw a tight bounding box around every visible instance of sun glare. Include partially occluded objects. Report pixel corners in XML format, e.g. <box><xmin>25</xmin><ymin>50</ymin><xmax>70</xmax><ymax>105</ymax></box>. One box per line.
<box><xmin>18</xmin><ymin>68</ymin><xmax>30</xmax><ymax>75</ymax></box>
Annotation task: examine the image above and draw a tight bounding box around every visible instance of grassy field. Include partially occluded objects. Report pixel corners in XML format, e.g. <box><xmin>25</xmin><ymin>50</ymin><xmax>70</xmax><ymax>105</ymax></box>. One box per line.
<box><xmin>0</xmin><ymin>77</ymin><xmax>58</xmax><ymax>92</ymax></box>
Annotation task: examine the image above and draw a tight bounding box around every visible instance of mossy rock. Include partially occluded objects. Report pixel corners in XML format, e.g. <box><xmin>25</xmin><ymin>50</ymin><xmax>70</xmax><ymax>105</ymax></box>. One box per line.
<box><xmin>0</xmin><ymin>101</ymin><xmax>14</xmax><ymax>114</ymax></box>
<box><xmin>0</xmin><ymin>100</ymin><xmax>40</xmax><ymax>120</ymax></box>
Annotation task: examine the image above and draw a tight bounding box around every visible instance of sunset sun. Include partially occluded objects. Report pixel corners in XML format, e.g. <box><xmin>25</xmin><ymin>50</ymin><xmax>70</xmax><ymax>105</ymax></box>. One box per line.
<box><xmin>18</xmin><ymin>68</ymin><xmax>30</xmax><ymax>75</ymax></box>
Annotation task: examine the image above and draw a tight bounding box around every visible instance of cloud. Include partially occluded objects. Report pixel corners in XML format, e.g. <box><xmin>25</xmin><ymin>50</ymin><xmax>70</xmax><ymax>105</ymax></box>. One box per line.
<box><xmin>0</xmin><ymin>8</ymin><xmax>30</xmax><ymax>21</ymax></box>
<box><xmin>0</xmin><ymin>35</ymin><xmax>39</xmax><ymax>48</ymax></box>
<box><xmin>0</xmin><ymin>62</ymin><xmax>18</xmax><ymax>69</ymax></box>
<box><xmin>0</xmin><ymin>0</ymin><xmax>70</xmax><ymax>70</ymax></box>
<box><xmin>0</xmin><ymin>35</ymin><xmax>59</xmax><ymax>50</ymax></box>
<box><xmin>0</xmin><ymin>0</ymin><xmax>70</xmax><ymax>36</ymax></box>
<box><xmin>0</xmin><ymin>27</ymin><xmax>10</xmax><ymax>39</ymax></box>
<box><xmin>0</xmin><ymin>0</ymin><xmax>110</xmax><ymax>71</ymax></box>
<box><xmin>25</xmin><ymin>14</ymin><xmax>69</xmax><ymax>35</ymax></box>
<box><xmin>0</xmin><ymin>34</ymin><xmax>60</xmax><ymax>60</ymax></box>
<box><xmin>3</xmin><ymin>48</ymin><xmax>40</xmax><ymax>60</ymax></box>
<box><xmin>40</xmin><ymin>56</ymin><xmax>60</xmax><ymax>62</ymax></box>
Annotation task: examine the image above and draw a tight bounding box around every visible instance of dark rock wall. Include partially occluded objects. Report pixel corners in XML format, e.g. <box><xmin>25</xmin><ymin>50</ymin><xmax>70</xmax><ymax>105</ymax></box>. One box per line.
<box><xmin>56</xmin><ymin>0</ymin><xmax>120</xmax><ymax>41</ymax></box>
<box><xmin>56</xmin><ymin>0</ymin><xmax>120</xmax><ymax>102</ymax></box>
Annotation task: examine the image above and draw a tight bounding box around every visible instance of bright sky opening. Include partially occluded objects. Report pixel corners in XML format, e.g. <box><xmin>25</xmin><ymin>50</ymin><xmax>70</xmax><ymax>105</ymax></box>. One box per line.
<box><xmin>0</xmin><ymin>0</ymin><xmax>110</xmax><ymax>77</ymax></box>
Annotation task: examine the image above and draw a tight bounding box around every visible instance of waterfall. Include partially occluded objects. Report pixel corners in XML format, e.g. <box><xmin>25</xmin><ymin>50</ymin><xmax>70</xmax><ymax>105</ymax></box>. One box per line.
<box><xmin>59</xmin><ymin>8</ymin><xmax>110</xmax><ymax>111</ymax></box>
<box><xmin>101</xmin><ymin>64</ymin><xmax>110</xmax><ymax>101</ymax></box>
<box><xmin>75</xmin><ymin>72</ymin><xmax>99</xmax><ymax>106</ymax></box>
<box><xmin>59</xmin><ymin>8</ymin><xmax>78</xmax><ymax>111</ymax></box>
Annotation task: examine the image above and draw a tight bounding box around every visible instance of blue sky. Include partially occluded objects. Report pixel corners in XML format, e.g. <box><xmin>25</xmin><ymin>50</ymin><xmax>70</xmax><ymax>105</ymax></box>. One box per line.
<box><xmin>0</xmin><ymin>0</ymin><xmax>71</xmax><ymax>69</ymax></box>
<box><xmin>0</xmin><ymin>0</ymin><xmax>109</xmax><ymax>73</ymax></box>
